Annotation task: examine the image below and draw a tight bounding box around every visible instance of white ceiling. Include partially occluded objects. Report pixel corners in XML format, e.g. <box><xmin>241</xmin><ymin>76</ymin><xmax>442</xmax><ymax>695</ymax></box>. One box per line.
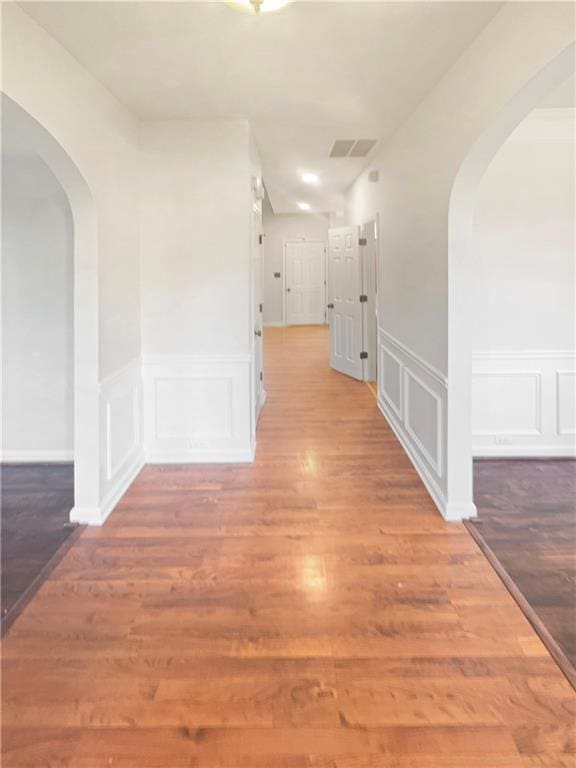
<box><xmin>20</xmin><ymin>1</ymin><xmax>501</xmax><ymax>213</ymax></box>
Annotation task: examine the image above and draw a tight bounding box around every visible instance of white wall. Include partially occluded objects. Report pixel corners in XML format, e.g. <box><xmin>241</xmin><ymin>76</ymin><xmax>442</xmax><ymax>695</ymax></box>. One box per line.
<box><xmin>471</xmin><ymin>108</ymin><xmax>575</xmax><ymax>456</ymax></box>
<box><xmin>2</xmin><ymin>5</ymin><xmax>144</xmax><ymax>522</ymax></box>
<box><xmin>139</xmin><ymin>120</ymin><xmax>257</xmax><ymax>462</ymax></box>
<box><xmin>345</xmin><ymin>2</ymin><xmax>574</xmax><ymax>519</ymax></box>
<box><xmin>263</xmin><ymin>200</ymin><xmax>329</xmax><ymax>325</ymax></box>
<box><xmin>2</xmin><ymin>154</ymin><xmax>74</xmax><ymax>460</ymax></box>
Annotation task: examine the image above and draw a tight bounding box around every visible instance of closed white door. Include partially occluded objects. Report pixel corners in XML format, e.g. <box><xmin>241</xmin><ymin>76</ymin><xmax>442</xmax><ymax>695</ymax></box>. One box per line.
<box><xmin>328</xmin><ymin>226</ymin><xmax>363</xmax><ymax>380</ymax></box>
<box><xmin>285</xmin><ymin>240</ymin><xmax>326</xmax><ymax>325</ymax></box>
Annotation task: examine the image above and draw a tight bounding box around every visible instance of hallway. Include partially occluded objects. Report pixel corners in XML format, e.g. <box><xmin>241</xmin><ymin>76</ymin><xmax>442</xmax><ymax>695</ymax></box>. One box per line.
<box><xmin>2</xmin><ymin>327</ymin><xmax>574</xmax><ymax>767</ymax></box>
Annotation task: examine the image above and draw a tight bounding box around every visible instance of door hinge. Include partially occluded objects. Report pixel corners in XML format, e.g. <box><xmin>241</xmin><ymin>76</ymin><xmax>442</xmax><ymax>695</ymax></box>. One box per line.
<box><xmin>359</xmin><ymin>294</ymin><xmax>368</xmax><ymax>303</ymax></box>
<box><xmin>360</xmin><ymin>351</ymin><xmax>368</xmax><ymax>360</ymax></box>
<box><xmin>359</xmin><ymin>237</ymin><xmax>367</xmax><ymax>246</ymax></box>
<box><xmin>259</xmin><ymin>371</ymin><xmax>263</xmax><ymax>381</ymax></box>
<box><xmin>258</xmin><ymin>234</ymin><xmax>263</xmax><ymax>245</ymax></box>
<box><xmin>259</xmin><ymin>303</ymin><xmax>263</xmax><ymax>313</ymax></box>
<box><xmin>327</xmin><ymin>303</ymin><xmax>334</xmax><ymax>309</ymax></box>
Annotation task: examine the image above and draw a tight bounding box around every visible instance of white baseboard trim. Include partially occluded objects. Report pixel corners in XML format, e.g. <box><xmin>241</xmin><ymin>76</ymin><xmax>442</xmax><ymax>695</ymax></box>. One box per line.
<box><xmin>70</xmin><ymin>450</ymin><xmax>145</xmax><ymax>526</ymax></box>
<box><xmin>443</xmin><ymin>501</ymin><xmax>477</xmax><ymax>522</ymax></box>
<box><xmin>1</xmin><ymin>449</ymin><xmax>74</xmax><ymax>463</ymax></box>
<box><xmin>146</xmin><ymin>448</ymin><xmax>255</xmax><ymax>464</ymax></box>
<box><xmin>377</xmin><ymin>397</ymin><xmax>451</xmax><ymax>520</ymax></box>
<box><xmin>257</xmin><ymin>389</ymin><xmax>267</xmax><ymax>419</ymax></box>
<box><xmin>264</xmin><ymin>321</ymin><xmax>285</xmax><ymax>327</ymax></box>
<box><xmin>474</xmin><ymin>445</ymin><xmax>576</xmax><ymax>458</ymax></box>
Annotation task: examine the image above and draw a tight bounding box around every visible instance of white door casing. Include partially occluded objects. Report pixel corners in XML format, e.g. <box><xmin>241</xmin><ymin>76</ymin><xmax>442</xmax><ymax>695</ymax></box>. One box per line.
<box><xmin>328</xmin><ymin>226</ymin><xmax>363</xmax><ymax>380</ymax></box>
<box><xmin>284</xmin><ymin>240</ymin><xmax>326</xmax><ymax>325</ymax></box>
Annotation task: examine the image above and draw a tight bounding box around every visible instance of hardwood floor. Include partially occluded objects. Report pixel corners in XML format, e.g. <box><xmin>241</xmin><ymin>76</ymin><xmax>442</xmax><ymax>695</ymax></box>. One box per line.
<box><xmin>1</xmin><ymin>463</ymin><xmax>76</xmax><ymax>625</ymax></box>
<box><xmin>2</xmin><ymin>327</ymin><xmax>575</xmax><ymax>767</ymax></box>
<box><xmin>470</xmin><ymin>459</ymin><xmax>576</xmax><ymax>678</ymax></box>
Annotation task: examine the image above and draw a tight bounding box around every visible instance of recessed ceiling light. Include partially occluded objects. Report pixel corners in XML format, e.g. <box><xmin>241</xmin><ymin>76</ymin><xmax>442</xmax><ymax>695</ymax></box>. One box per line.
<box><xmin>302</xmin><ymin>172</ymin><xmax>320</xmax><ymax>185</ymax></box>
<box><xmin>298</xmin><ymin>202</ymin><xmax>311</xmax><ymax>211</ymax></box>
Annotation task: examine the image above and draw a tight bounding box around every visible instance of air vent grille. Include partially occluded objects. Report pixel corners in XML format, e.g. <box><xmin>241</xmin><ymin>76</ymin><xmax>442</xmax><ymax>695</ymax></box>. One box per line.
<box><xmin>329</xmin><ymin>140</ymin><xmax>355</xmax><ymax>158</ymax></box>
<box><xmin>329</xmin><ymin>139</ymin><xmax>377</xmax><ymax>159</ymax></box>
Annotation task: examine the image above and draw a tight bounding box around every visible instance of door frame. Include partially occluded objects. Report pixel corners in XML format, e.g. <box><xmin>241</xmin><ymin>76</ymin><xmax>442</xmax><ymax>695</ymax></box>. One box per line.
<box><xmin>282</xmin><ymin>238</ymin><xmax>327</xmax><ymax>326</ymax></box>
<box><xmin>360</xmin><ymin>215</ymin><xmax>379</xmax><ymax>382</ymax></box>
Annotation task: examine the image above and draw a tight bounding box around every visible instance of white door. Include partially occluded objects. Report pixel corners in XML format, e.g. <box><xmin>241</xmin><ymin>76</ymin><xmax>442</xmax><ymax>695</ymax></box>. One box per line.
<box><xmin>284</xmin><ymin>240</ymin><xmax>326</xmax><ymax>325</ymax></box>
<box><xmin>328</xmin><ymin>226</ymin><xmax>363</xmax><ymax>380</ymax></box>
<box><xmin>360</xmin><ymin>220</ymin><xmax>378</xmax><ymax>381</ymax></box>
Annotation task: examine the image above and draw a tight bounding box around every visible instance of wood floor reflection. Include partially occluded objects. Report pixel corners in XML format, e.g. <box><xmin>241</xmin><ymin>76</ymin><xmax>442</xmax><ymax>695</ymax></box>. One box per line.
<box><xmin>2</xmin><ymin>327</ymin><xmax>574</xmax><ymax>767</ymax></box>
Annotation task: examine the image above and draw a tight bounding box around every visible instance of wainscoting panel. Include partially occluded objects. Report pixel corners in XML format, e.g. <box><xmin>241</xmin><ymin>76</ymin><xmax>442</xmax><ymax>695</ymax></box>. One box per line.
<box><xmin>377</xmin><ymin>328</ymin><xmax>449</xmax><ymax>517</ymax></box>
<box><xmin>143</xmin><ymin>354</ymin><xmax>254</xmax><ymax>463</ymax></box>
<box><xmin>96</xmin><ymin>357</ymin><xmax>144</xmax><ymax>524</ymax></box>
<box><xmin>472</xmin><ymin>351</ymin><xmax>576</xmax><ymax>457</ymax></box>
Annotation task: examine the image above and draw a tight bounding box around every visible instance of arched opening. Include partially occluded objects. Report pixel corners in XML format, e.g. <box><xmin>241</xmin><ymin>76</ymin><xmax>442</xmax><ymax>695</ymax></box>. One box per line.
<box><xmin>1</xmin><ymin>95</ymin><xmax>100</xmax><ymax>523</ymax></box>
<box><xmin>446</xmin><ymin>43</ymin><xmax>575</xmax><ymax>519</ymax></box>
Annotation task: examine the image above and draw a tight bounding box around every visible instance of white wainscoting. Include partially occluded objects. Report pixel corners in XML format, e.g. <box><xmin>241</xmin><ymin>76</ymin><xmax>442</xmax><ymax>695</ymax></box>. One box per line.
<box><xmin>71</xmin><ymin>357</ymin><xmax>144</xmax><ymax>526</ymax></box>
<box><xmin>472</xmin><ymin>350</ymin><xmax>576</xmax><ymax>457</ymax></box>
<box><xmin>143</xmin><ymin>354</ymin><xmax>254</xmax><ymax>463</ymax></box>
<box><xmin>377</xmin><ymin>328</ymin><xmax>450</xmax><ymax>518</ymax></box>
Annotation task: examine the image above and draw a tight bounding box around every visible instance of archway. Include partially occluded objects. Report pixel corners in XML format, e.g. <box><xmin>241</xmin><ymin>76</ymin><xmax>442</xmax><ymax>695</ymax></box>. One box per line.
<box><xmin>2</xmin><ymin>95</ymin><xmax>100</xmax><ymax>520</ymax></box>
<box><xmin>446</xmin><ymin>42</ymin><xmax>575</xmax><ymax>517</ymax></box>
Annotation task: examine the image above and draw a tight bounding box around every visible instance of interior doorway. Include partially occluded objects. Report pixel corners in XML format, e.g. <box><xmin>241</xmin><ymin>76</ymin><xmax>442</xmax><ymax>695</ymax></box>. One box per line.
<box><xmin>327</xmin><ymin>222</ymin><xmax>378</xmax><ymax>382</ymax></box>
<box><xmin>283</xmin><ymin>240</ymin><xmax>326</xmax><ymax>326</ymax></box>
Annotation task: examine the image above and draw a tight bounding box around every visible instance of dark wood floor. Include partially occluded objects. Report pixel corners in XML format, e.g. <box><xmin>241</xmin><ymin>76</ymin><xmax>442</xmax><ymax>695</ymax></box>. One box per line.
<box><xmin>1</xmin><ymin>463</ymin><xmax>76</xmax><ymax>623</ymax></box>
<box><xmin>471</xmin><ymin>458</ymin><xmax>576</xmax><ymax>675</ymax></box>
<box><xmin>2</xmin><ymin>329</ymin><xmax>575</xmax><ymax>767</ymax></box>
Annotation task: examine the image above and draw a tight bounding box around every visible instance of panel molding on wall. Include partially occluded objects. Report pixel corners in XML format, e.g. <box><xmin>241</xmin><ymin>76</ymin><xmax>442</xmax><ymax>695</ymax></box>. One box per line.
<box><xmin>143</xmin><ymin>353</ymin><xmax>254</xmax><ymax>463</ymax></box>
<box><xmin>71</xmin><ymin>356</ymin><xmax>145</xmax><ymax>526</ymax></box>
<box><xmin>472</xmin><ymin>350</ymin><xmax>576</xmax><ymax>457</ymax></box>
<box><xmin>376</xmin><ymin>328</ymin><xmax>452</xmax><ymax>519</ymax></box>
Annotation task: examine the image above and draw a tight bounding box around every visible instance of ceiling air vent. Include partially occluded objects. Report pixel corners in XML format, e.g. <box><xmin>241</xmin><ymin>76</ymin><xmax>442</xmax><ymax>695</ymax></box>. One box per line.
<box><xmin>329</xmin><ymin>139</ymin><xmax>378</xmax><ymax>158</ymax></box>
<box><xmin>329</xmin><ymin>140</ymin><xmax>355</xmax><ymax>158</ymax></box>
<box><xmin>349</xmin><ymin>139</ymin><xmax>377</xmax><ymax>158</ymax></box>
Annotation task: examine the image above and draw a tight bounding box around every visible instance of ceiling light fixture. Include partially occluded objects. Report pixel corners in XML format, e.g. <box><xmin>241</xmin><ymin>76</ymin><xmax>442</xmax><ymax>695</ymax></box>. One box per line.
<box><xmin>298</xmin><ymin>202</ymin><xmax>311</xmax><ymax>211</ymax></box>
<box><xmin>228</xmin><ymin>0</ymin><xmax>290</xmax><ymax>14</ymax></box>
<box><xmin>302</xmin><ymin>172</ymin><xmax>320</xmax><ymax>185</ymax></box>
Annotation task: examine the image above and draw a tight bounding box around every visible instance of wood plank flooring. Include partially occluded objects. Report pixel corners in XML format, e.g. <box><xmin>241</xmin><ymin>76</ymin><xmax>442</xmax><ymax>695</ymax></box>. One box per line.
<box><xmin>1</xmin><ymin>463</ymin><xmax>76</xmax><ymax>623</ymax></box>
<box><xmin>470</xmin><ymin>459</ymin><xmax>576</xmax><ymax>675</ymax></box>
<box><xmin>2</xmin><ymin>327</ymin><xmax>575</xmax><ymax>767</ymax></box>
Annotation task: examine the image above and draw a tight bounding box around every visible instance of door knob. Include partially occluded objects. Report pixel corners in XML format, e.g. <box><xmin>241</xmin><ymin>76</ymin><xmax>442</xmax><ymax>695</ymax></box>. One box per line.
<box><xmin>255</xmin><ymin>330</ymin><xmax>262</xmax><ymax>337</ymax></box>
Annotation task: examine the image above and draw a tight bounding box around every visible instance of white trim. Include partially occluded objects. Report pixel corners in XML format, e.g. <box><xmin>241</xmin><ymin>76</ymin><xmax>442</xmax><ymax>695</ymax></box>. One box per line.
<box><xmin>143</xmin><ymin>353</ymin><xmax>252</xmax><ymax>366</ymax></box>
<box><xmin>378</xmin><ymin>327</ymin><xmax>447</xmax><ymax>387</ymax></box>
<box><xmin>146</xmin><ymin>448</ymin><xmax>255</xmax><ymax>464</ymax></box>
<box><xmin>472</xmin><ymin>370</ymin><xmax>542</xmax><ymax>436</ymax></box>
<box><xmin>403</xmin><ymin>368</ymin><xmax>444</xmax><ymax>476</ymax></box>
<box><xmin>474</xmin><ymin>445</ymin><xmax>576</xmax><ymax>458</ymax></box>
<box><xmin>473</xmin><ymin>349</ymin><xmax>576</xmax><ymax>361</ymax></box>
<box><xmin>557</xmin><ymin>370</ymin><xmax>576</xmax><ymax>436</ymax></box>
<box><xmin>264</xmin><ymin>321</ymin><xmax>285</xmax><ymax>327</ymax></box>
<box><xmin>379</xmin><ymin>344</ymin><xmax>403</xmax><ymax>420</ymax></box>
<box><xmin>1</xmin><ymin>449</ymin><xmax>74</xmax><ymax>463</ymax></box>
<box><xmin>70</xmin><ymin>450</ymin><xmax>145</xmax><ymax>525</ymax></box>
<box><xmin>99</xmin><ymin>356</ymin><xmax>142</xmax><ymax>390</ymax></box>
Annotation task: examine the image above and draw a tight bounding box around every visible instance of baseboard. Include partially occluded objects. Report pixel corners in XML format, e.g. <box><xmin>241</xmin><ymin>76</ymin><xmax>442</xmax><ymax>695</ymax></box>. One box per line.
<box><xmin>70</xmin><ymin>450</ymin><xmax>145</xmax><ymax>526</ymax></box>
<box><xmin>377</xmin><ymin>397</ymin><xmax>449</xmax><ymax>519</ymax></box>
<box><xmin>1</xmin><ymin>449</ymin><xmax>74</xmax><ymax>463</ymax></box>
<box><xmin>473</xmin><ymin>445</ymin><xmax>576</xmax><ymax>458</ymax></box>
<box><xmin>264</xmin><ymin>321</ymin><xmax>285</xmax><ymax>327</ymax></box>
<box><xmin>145</xmin><ymin>447</ymin><xmax>255</xmax><ymax>464</ymax></box>
<box><xmin>257</xmin><ymin>389</ymin><xmax>267</xmax><ymax>419</ymax></box>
